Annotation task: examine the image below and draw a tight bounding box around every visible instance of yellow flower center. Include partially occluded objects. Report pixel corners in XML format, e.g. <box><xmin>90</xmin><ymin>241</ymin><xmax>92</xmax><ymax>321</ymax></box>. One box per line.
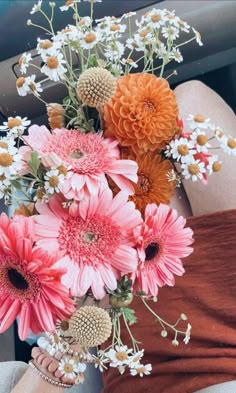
<box><xmin>47</xmin><ymin>57</ymin><xmax>59</xmax><ymax>69</ymax></box>
<box><xmin>215</xmin><ymin>129</ymin><xmax>224</xmax><ymax>138</ymax></box>
<box><xmin>36</xmin><ymin>188</ymin><xmax>46</xmax><ymax>200</ymax></box>
<box><xmin>18</xmin><ymin>56</ymin><xmax>24</xmax><ymax>66</ymax></box>
<box><xmin>40</xmin><ymin>40</ymin><xmax>53</xmax><ymax>49</ymax></box>
<box><xmin>196</xmin><ymin>135</ymin><xmax>208</xmax><ymax>146</ymax></box>
<box><xmin>139</xmin><ymin>29</ymin><xmax>149</xmax><ymax>38</ymax></box>
<box><xmin>49</xmin><ymin>176</ymin><xmax>59</xmax><ymax>188</ymax></box>
<box><xmin>167</xmin><ymin>14</ymin><xmax>176</xmax><ymax>20</ymax></box>
<box><xmin>177</xmin><ymin>144</ymin><xmax>189</xmax><ymax>156</ymax></box>
<box><xmin>65</xmin><ymin>0</ymin><xmax>74</xmax><ymax>5</ymax></box>
<box><xmin>78</xmin><ymin>18</ymin><xmax>86</xmax><ymax>27</ymax></box>
<box><xmin>0</xmin><ymin>153</ymin><xmax>13</xmax><ymax>167</ymax></box>
<box><xmin>188</xmin><ymin>164</ymin><xmax>199</xmax><ymax>175</ymax></box>
<box><xmin>115</xmin><ymin>352</ymin><xmax>128</xmax><ymax>361</ymax></box>
<box><xmin>227</xmin><ymin>138</ymin><xmax>236</xmax><ymax>149</ymax></box>
<box><xmin>137</xmin><ymin>366</ymin><xmax>146</xmax><ymax>374</ymax></box>
<box><xmin>84</xmin><ymin>32</ymin><xmax>96</xmax><ymax>44</ymax></box>
<box><xmin>0</xmin><ymin>174</ymin><xmax>6</xmax><ymax>181</ymax></box>
<box><xmin>194</xmin><ymin>114</ymin><xmax>205</xmax><ymax>123</ymax></box>
<box><xmin>53</xmin><ymin>334</ymin><xmax>60</xmax><ymax>344</ymax></box>
<box><xmin>64</xmin><ymin>364</ymin><xmax>73</xmax><ymax>373</ymax></box>
<box><xmin>110</xmin><ymin>25</ymin><xmax>120</xmax><ymax>32</ymax></box>
<box><xmin>63</xmin><ymin>28</ymin><xmax>72</xmax><ymax>33</ymax></box>
<box><xmin>212</xmin><ymin>161</ymin><xmax>221</xmax><ymax>172</ymax></box>
<box><xmin>16</xmin><ymin>77</ymin><xmax>26</xmax><ymax>88</ymax></box>
<box><xmin>57</xmin><ymin>165</ymin><xmax>68</xmax><ymax>176</ymax></box>
<box><xmin>7</xmin><ymin>118</ymin><xmax>22</xmax><ymax>129</ymax></box>
<box><xmin>0</xmin><ymin>142</ymin><xmax>8</xmax><ymax>149</ymax></box>
<box><xmin>60</xmin><ymin>320</ymin><xmax>69</xmax><ymax>331</ymax></box>
<box><xmin>151</xmin><ymin>14</ymin><xmax>161</xmax><ymax>23</ymax></box>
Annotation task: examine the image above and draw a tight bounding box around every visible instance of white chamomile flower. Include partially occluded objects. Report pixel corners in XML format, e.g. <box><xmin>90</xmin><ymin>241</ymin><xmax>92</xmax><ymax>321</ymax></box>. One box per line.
<box><xmin>80</xmin><ymin>30</ymin><xmax>100</xmax><ymax>49</ymax></box>
<box><xmin>83</xmin><ymin>0</ymin><xmax>102</xmax><ymax>2</ymax></box>
<box><xmin>130</xmin><ymin>363</ymin><xmax>152</xmax><ymax>377</ymax></box>
<box><xmin>37</xmin><ymin>38</ymin><xmax>61</xmax><ymax>56</ymax></box>
<box><xmin>214</xmin><ymin>127</ymin><xmax>225</xmax><ymax>142</ymax></box>
<box><xmin>0</xmin><ymin>117</ymin><xmax>31</xmax><ymax>138</ymax></box>
<box><xmin>30</xmin><ymin>0</ymin><xmax>42</xmax><ymax>14</ymax></box>
<box><xmin>16</xmin><ymin>76</ymin><xmax>31</xmax><ymax>96</ymax></box>
<box><xmin>220</xmin><ymin>135</ymin><xmax>236</xmax><ymax>156</ymax></box>
<box><xmin>121</xmin><ymin>58</ymin><xmax>138</xmax><ymax>69</ymax></box>
<box><xmin>0</xmin><ymin>137</ymin><xmax>18</xmax><ymax>155</ymax></box>
<box><xmin>145</xmin><ymin>9</ymin><xmax>166</xmax><ymax>29</ymax></box>
<box><xmin>166</xmin><ymin>137</ymin><xmax>195</xmax><ymax>163</ymax></box>
<box><xmin>191</xmin><ymin>129</ymin><xmax>211</xmax><ymax>153</ymax></box>
<box><xmin>187</xmin><ymin>114</ymin><xmax>210</xmax><ymax>130</ymax></box>
<box><xmin>94</xmin><ymin>357</ymin><xmax>108</xmax><ymax>372</ymax></box>
<box><xmin>122</xmin><ymin>11</ymin><xmax>136</xmax><ymax>19</ymax></box>
<box><xmin>26</xmin><ymin>75</ymin><xmax>43</xmax><ymax>97</ymax></box>
<box><xmin>106</xmin><ymin>23</ymin><xmax>126</xmax><ymax>40</ymax></box>
<box><xmin>206</xmin><ymin>155</ymin><xmax>222</xmax><ymax>175</ymax></box>
<box><xmin>126</xmin><ymin>37</ymin><xmax>145</xmax><ymax>52</ymax></box>
<box><xmin>44</xmin><ymin>168</ymin><xmax>65</xmax><ymax>195</ymax></box>
<box><xmin>128</xmin><ymin>350</ymin><xmax>144</xmax><ymax>368</ymax></box>
<box><xmin>178</xmin><ymin>19</ymin><xmax>190</xmax><ymax>33</ymax></box>
<box><xmin>41</xmin><ymin>53</ymin><xmax>67</xmax><ymax>82</ymax></box>
<box><xmin>183</xmin><ymin>323</ymin><xmax>192</xmax><ymax>344</ymax></box>
<box><xmin>192</xmin><ymin>27</ymin><xmax>203</xmax><ymax>46</ymax></box>
<box><xmin>181</xmin><ymin>159</ymin><xmax>206</xmax><ymax>182</ymax></box>
<box><xmin>162</xmin><ymin>25</ymin><xmax>179</xmax><ymax>40</ymax></box>
<box><xmin>165</xmin><ymin>12</ymin><xmax>180</xmax><ymax>28</ymax></box>
<box><xmin>47</xmin><ymin>332</ymin><xmax>64</xmax><ymax>351</ymax></box>
<box><xmin>18</xmin><ymin>52</ymin><xmax>32</xmax><ymax>74</ymax></box>
<box><xmin>170</xmin><ymin>47</ymin><xmax>183</xmax><ymax>63</ymax></box>
<box><xmin>58</xmin><ymin>358</ymin><xmax>79</xmax><ymax>380</ymax></box>
<box><xmin>0</xmin><ymin>149</ymin><xmax>23</xmax><ymax>178</ymax></box>
<box><xmin>60</xmin><ymin>0</ymin><xmax>79</xmax><ymax>11</ymax></box>
<box><xmin>105</xmin><ymin>42</ymin><xmax>125</xmax><ymax>61</ymax></box>
<box><xmin>106</xmin><ymin>345</ymin><xmax>133</xmax><ymax>367</ymax></box>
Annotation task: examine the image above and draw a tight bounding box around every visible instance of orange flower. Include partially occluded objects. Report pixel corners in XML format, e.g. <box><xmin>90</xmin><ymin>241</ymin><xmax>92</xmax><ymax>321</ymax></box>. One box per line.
<box><xmin>110</xmin><ymin>148</ymin><xmax>176</xmax><ymax>214</ymax></box>
<box><xmin>104</xmin><ymin>73</ymin><xmax>179</xmax><ymax>153</ymax></box>
<box><xmin>47</xmin><ymin>103</ymin><xmax>65</xmax><ymax>130</ymax></box>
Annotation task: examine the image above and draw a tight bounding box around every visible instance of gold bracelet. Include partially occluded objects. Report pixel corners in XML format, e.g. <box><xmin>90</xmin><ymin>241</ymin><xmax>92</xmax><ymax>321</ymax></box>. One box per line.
<box><xmin>29</xmin><ymin>360</ymin><xmax>73</xmax><ymax>389</ymax></box>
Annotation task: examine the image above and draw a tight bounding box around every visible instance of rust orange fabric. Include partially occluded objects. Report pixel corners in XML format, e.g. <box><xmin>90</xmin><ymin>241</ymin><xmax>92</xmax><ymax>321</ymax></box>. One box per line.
<box><xmin>102</xmin><ymin>210</ymin><xmax>236</xmax><ymax>393</ymax></box>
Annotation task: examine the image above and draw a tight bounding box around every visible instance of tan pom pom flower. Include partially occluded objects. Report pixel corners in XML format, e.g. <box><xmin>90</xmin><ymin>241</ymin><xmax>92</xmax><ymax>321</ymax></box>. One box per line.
<box><xmin>69</xmin><ymin>306</ymin><xmax>112</xmax><ymax>347</ymax></box>
<box><xmin>76</xmin><ymin>67</ymin><xmax>116</xmax><ymax>108</ymax></box>
<box><xmin>47</xmin><ymin>103</ymin><xmax>65</xmax><ymax>129</ymax></box>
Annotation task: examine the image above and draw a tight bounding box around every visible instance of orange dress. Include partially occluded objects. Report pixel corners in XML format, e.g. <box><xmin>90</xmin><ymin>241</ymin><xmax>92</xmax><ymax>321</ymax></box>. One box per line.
<box><xmin>102</xmin><ymin>210</ymin><xmax>236</xmax><ymax>393</ymax></box>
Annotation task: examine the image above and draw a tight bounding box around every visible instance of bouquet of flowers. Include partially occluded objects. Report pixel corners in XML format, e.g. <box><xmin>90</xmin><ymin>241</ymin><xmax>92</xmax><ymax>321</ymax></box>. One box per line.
<box><xmin>0</xmin><ymin>0</ymin><xmax>235</xmax><ymax>387</ymax></box>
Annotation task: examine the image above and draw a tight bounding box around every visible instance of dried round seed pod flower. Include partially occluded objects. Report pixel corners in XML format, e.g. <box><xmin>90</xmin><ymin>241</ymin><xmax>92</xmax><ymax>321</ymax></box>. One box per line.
<box><xmin>76</xmin><ymin>67</ymin><xmax>117</xmax><ymax>108</ymax></box>
<box><xmin>47</xmin><ymin>103</ymin><xmax>65</xmax><ymax>129</ymax></box>
<box><xmin>69</xmin><ymin>306</ymin><xmax>112</xmax><ymax>347</ymax></box>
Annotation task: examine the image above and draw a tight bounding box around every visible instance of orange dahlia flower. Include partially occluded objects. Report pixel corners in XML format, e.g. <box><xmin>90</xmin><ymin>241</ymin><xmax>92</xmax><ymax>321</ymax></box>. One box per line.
<box><xmin>104</xmin><ymin>73</ymin><xmax>179</xmax><ymax>153</ymax></box>
<box><xmin>110</xmin><ymin>148</ymin><xmax>176</xmax><ymax>214</ymax></box>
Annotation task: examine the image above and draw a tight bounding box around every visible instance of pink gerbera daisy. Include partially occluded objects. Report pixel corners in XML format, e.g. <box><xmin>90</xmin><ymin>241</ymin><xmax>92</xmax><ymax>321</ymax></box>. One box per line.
<box><xmin>21</xmin><ymin>125</ymin><xmax>138</xmax><ymax>200</ymax></box>
<box><xmin>0</xmin><ymin>213</ymin><xmax>75</xmax><ymax>340</ymax></box>
<box><xmin>132</xmin><ymin>203</ymin><xmax>194</xmax><ymax>297</ymax></box>
<box><xmin>34</xmin><ymin>189</ymin><xmax>142</xmax><ymax>299</ymax></box>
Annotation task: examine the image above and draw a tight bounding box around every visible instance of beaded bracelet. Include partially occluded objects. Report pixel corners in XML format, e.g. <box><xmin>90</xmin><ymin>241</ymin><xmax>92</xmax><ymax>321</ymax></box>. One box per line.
<box><xmin>29</xmin><ymin>361</ymin><xmax>73</xmax><ymax>389</ymax></box>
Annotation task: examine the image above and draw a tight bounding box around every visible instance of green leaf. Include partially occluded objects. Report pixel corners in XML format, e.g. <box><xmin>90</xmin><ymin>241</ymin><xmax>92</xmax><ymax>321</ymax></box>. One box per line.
<box><xmin>123</xmin><ymin>307</ymin><xmax>137</xmax><ymax>326</ymax></box>
<box><xmin>10</xmin><ymin>179</ymin><xmax>22</xmax><ymax>189</ymax></box>
<box><xmin>87</xmin><ymin>54</ymin><xmax>99</xmax><ymax>67</ymax></box>
<box><xmin>28</xmin><ymin>151</ymin><xmax>40</xmax><ymax>176</ymax></box>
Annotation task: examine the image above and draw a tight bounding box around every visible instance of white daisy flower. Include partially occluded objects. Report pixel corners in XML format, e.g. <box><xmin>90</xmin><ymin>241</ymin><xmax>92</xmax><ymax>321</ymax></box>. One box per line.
<box><xmin>94</xmin><ymin>357</ymin><xmax>108</xmax><ymax>372</ymax></box>
<box><xmin>166</xmin><ymin>137</ymin><xmax>195</xmax><ymax>163</ymax></box>
<box><xmin>183</xmin><ymin>323</ymin><xmax>192</xmax><ymax>344</ymax></box>
<box><xmin>121</xmin><ymin>58</ymin><xmax>138</xmax><ymax>69</ymax></box>
<box><xmin>104</xmin><ymin>42</ymin><xmax>125</xmax><ymax>61</ymax></box>
<box><xmin>26</xmin><ymin>75</ymin><xmax>43</xmax><ymax>98</ymax></box>
<box><xmin>130</xmin><ymin>363</ymin><xmax>152</xmax><ymax>377</ymax></box>
<box><xmin>37</xmin><ymin>38</ymin><xmax>61</xmax><ymax>56</ymax></box>
<box><xmin>60</xmin><ymin>0</ymin><xmax>79</xmax><ymax>11</ymax></box>
<box><xmin>128</xmin><ymin>350</ymin><xmax>144</xmax><ymax>368</ymax></box>
<box><xmin>44</xmin><ymin>168</ymin><xmax>65</xmax><ymax>195</ymax></box>
<box><xmin>106</xmin><ymin>345</ymin><xmax>133</xmax><ymax>367</ymax></box>
<box><xmin>162</xmin><ymin>25</ymin><xmax>179</xmax><ymax>40</ymax></box>
<box><xmin>220</xmin><ymin>135</ymin><xmax>236</xmax><ymax>156</ymax></box>
<box><xmin>80</xmin><ymin>30</ymin><xmax>101</xmax><ymax>49</ymax></box>
<box><xmin>41</xmin><ymin>53</ymin><xmax>67</xmax><ymax>82</ymax></box>
<box><xmin>77</xmin><ymin>16</ymin><xmax>92</xmax><ymax>30</ymax></box>
<box><xmin>0</xmin><ymin>117</ymin><xmax>31</xmax><ymax>138</ymax></box>
<box><xmin>214</xmin><ymin>127</ymin><xmax>225</xmax><ymax>142</ymax></box>
<box><xmin>192</xmin><ymin>27</ymin><xmax>203</xmax><ymax>46</ymax></box>
<box><xmin>126</xmin><ymin>37</ymin><xmax>145</xmax><ymax>52</ymax></box>
<box><xmin>58</xmin><ymin>358</ymin><xmax>79</xmax><ymax>380</ymax></box>
<box><xmin>178</xmin><ymin>19</ymin><xmax>190</xmax><ymax>33</ymax></box>
<box><xmin>0</xmin><ymin>177</ymin><xmax>11</xmax><ymax>199</ymax></box>
<box><xmin>187</xmin><ymin>114</ymin><xmax>211</xmax><ymax>130</ymax></box>
<box><xmin>191</xmin><ymin>129</ymin><xmax>211</xmax><ymax>153</ymax></box>
<box><xmin>122</xmin><ymin>11</ymin><xmax>136</xmax><ymax>19</ymax></box>
<box><xmin>206</xmin><ymin>155</ymin><xmax>222</xmax><ymax>175</ymax></box>
<box><xmin>170</xmin><ymin>48</ymin><xmax>183</xmax><ymax>63</ymax></box>
<box><xmin>145</xmin><ymin>9</ymin><xmax>167</xmax><ymax>29</ymax></box>
<box><xmin>16</xmin><ymin>76</ymin><xmax>30</xmax><ymax>96</ymax></box>
<box><xmin>166</xmin><ymin>12</ymin><xmax>180</xmax><ymax>28</ymax></box>
<box><xmin>84</xmin><ymin>0</ymin><xmax>102</xmax><ymax>2</ymax></box>
<box><xmin>0</xmin><ymin>137</ymin><xmax>18</xmax><ymax>155</ymax></box>
<box><xmin>0</xmin><ymin>149</ymin><xmax>23</xmax><ymax>178</ymax></box>
<box><xmin>181</xmin><ymin>159</ymin><xmax>206</xmax><ymax>182</ymax></box>
<box><xmin>30</xmin><ymin>0</ymin><xmax>42</xmax><ymax>14</ymax></box>
<box><xmin>18</xmin><ymin>52</ymin><xmax>32</xmax><ymax>74</ymax></box>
